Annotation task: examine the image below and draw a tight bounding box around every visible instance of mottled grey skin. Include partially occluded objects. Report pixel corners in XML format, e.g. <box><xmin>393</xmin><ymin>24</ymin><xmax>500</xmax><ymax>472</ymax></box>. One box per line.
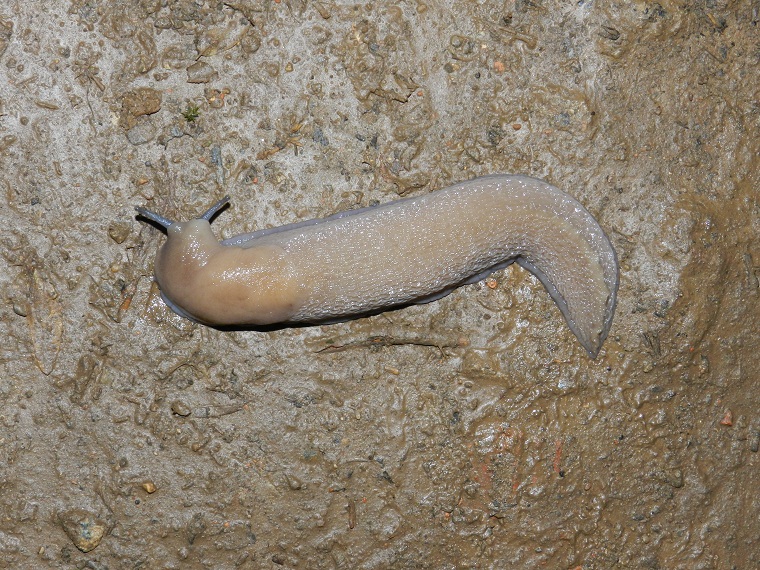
<box><xmin>136</xmin><ymin>175</ymin><xmax>619</xmax><ymax>358</ymax></box>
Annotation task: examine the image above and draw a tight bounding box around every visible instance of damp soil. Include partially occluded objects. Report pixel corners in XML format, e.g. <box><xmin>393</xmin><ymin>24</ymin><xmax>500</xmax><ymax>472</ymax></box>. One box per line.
<box><xmin>0</xmin><ymin>1</ymin><xmax>758</xmax><ymax>568</ymax></box>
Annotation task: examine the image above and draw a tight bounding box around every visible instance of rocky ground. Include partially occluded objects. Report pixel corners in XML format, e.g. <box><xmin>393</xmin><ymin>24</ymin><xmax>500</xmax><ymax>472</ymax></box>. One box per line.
<box><xmin>0</xmin><ymin>1</ymin><xmax>758</xmax><ymax>568</ymax></box>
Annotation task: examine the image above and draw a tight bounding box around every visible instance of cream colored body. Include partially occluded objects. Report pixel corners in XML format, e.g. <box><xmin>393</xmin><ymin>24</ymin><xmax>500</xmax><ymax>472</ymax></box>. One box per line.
<box><xmin>138</xmin><ymin>175</ymin><xmax>618</xmax><ymax>357</ymax></box>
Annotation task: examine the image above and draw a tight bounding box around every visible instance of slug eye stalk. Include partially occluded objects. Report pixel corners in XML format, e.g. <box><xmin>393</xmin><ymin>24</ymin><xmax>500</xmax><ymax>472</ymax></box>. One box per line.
<box><xmin>135</xmin><ymin>195</ymin><xmax>230</xmax><ymax>230</ymax></box>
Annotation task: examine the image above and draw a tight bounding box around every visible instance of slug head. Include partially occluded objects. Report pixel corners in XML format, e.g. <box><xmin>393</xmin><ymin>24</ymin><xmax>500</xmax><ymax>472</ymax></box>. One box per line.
<box><xmin>136</xmin><ymin>198</ymin><xmax>302</xmax><ymax>326</ymax></box>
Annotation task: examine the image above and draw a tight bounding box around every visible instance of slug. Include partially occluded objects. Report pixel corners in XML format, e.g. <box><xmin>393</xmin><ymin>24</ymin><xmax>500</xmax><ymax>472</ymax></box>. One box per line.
<box><xmin>136</xmin><ymin>174</ymin><xmax>618</xmax><ymax>357</ymax></box>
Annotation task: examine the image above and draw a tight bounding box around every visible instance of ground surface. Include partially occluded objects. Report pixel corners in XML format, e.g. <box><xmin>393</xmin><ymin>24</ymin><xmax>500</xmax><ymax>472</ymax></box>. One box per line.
<box><xmin>0</xmin><ymin>1</ymin><xmax>758</xmax><ymax>569</ymax></box>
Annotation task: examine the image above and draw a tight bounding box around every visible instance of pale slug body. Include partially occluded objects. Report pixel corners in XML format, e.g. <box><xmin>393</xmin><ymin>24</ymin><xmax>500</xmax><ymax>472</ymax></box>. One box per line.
<box><xmin>136</xmin><ymin>175</ymin><xmax>619</xmax><ymax>357</ymax></box>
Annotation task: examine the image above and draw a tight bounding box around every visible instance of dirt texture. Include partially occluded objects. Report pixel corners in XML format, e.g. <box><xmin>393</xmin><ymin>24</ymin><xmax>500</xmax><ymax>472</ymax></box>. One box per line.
<box><xmin>0</xmin><ymin>1</ymin><xmax>758</xmax><ymax>569</ymax></box>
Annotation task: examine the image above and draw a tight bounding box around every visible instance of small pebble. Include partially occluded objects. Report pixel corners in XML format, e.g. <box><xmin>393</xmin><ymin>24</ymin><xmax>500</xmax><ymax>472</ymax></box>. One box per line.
<box><xmin>171</xmin><ymin>400</ymin><xmax>192</xmax><ymax>417</ymax></box>
<box><xmin>285</xmin><ymin>473</ymin><xmax>303</xmax><ymax>490</ymax></box>
<box><xmin>57</xmin><ymin>509</ymin><xmax>106</xmax><ymax>553</ymax></box>
<box><xmin>12</xmin><ymin>300</ymin><xmax>29</xmax><ymax>317</ymax></box>
<box><xmin>186</xmin><ymin>61</ymin><xmax>218</xmax><ymax>84</ymax></box>
<box><xmin>108</xmin><ymin>221</ymin><xmax>131</xmax><ymax>244</ymax></box>
<box><xmin>126</xmin><ymin>122</ymin><xmax>156</xmax><ymax>145</ymax></box>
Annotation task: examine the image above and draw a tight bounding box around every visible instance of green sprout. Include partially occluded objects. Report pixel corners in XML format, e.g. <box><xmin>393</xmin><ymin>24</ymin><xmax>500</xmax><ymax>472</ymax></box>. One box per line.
<box><xmin>182</xmin><ymin>104</ymin><xmax>200</xmax><ymax>122</ymax></box>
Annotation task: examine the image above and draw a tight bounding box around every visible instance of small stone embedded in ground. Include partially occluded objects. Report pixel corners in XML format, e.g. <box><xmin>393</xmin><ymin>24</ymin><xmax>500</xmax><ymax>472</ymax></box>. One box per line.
<box><xmin>186</xmin><ymin>61</ymin><xmax>218</xmax><ymax>83</ymax></box>
<box><xmin>120</xmin><ymin>87</ymin><xmax>162</xmax><ymax>129</ymax></box>
<box><xmin>57</xmin><ymin>509</ymin><xmax>107</xmax><ymax>553</ymax></box>
<box><xmin>126</xmin><ymin>120</ymin><xmax>156</xmax><ymax>145</ymax></box>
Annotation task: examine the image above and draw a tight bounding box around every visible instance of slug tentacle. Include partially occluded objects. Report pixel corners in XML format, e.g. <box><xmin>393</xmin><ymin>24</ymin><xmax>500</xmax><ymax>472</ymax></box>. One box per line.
<box><xmin>134</xmin><ymin>206</ymin><xmax>174</xmax><ymax>229</ymax></box>
<box><xmin>136</xmin><ymin>175</ymin><xmax>619</xmax><ymax>358</ymax></box>
<box><xmin>200</xmin><ymin>195</ymin><xmax>231</xmax><ymax>221</ymax></box>
<box><xmin>136</xmin><ymin>195</ymin><xmax>231</xmax><ymax>229</ymax></box>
